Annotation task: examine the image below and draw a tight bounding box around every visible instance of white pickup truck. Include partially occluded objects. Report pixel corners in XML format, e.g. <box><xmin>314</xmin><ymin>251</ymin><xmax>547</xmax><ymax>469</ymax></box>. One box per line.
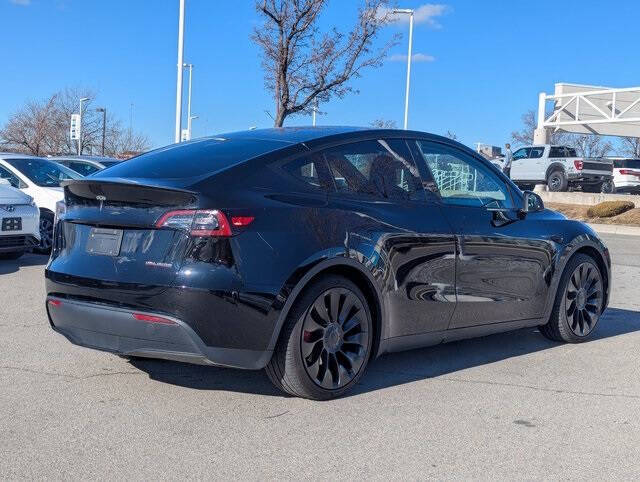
<box><xmin>493</xmin><ymin>145</ymin><xmax>613</xmax><ymax>192</ymax></box>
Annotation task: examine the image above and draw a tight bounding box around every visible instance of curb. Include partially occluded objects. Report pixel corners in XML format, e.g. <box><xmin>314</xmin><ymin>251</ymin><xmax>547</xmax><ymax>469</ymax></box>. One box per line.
<box><xmin>587</xmin><ymin>223</ymin><xmax>640</xmax><ymax>236</ymax></box>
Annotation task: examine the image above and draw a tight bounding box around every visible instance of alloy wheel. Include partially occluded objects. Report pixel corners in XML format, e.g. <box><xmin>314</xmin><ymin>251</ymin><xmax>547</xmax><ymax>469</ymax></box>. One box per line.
<box><xmin>301</xmin><ymin>288</ymin><xmax>369</xmax><ymax>390</ymax></box>
<box><xmin>39</xmin><ymin>217</ymin><xmax>53</xmax><ymax>251</ymax></box>
<box><xmin>564</xmin><ymin>262</ymin><xmax>602</xmax><ymax>336</ymax></box>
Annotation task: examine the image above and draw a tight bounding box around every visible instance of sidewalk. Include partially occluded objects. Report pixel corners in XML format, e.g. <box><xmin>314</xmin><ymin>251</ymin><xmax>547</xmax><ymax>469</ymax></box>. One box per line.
<box><xmin>587</xmin><ymin>223</ymin><xmax>640</xmax><ymax>236</ymax></box>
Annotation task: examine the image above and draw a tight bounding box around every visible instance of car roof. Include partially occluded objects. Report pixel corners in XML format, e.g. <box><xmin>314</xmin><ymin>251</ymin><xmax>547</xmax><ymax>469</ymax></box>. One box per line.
<box><xmin>0</xmin><ymin>152</ymin><xmax>48</xmax><ymax>160</ymax></box>
<box><xmin>48</xmin><ymin>155</ymin><xmax>119</xmax><ymax>162</ymax></box>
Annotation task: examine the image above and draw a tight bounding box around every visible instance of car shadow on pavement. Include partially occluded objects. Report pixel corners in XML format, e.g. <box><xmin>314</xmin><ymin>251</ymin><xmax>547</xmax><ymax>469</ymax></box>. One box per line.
<box><xmin>0</xmin><ymin>253</ymin><xmax>49</xmax><ymax>275</ymax></box>
<box><xmin>128</xmin><ymin>307</ymin><xmax>640</xmax><ymax>399</ymax></box>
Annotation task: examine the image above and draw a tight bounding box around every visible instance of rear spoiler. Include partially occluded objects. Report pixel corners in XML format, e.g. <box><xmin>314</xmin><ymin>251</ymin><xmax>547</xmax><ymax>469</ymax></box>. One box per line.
<box><xmin>62</xmin><ymin>178</ymin><xmax>198</xmax><ymax>207</ymax></box>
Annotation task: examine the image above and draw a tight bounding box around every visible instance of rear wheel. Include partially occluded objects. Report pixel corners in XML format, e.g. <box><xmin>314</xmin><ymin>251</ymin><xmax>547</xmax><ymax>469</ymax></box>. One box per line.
<box><xmin>601</xmin><ymin>179</ymin><xmax>616</xmax><ymax>194</ymax></box>
<box><xmin>34</xmin><ymin>211</ymin><xmax>54</xmax><ymax>254</ymax></box>
<box><xmin>539</xmin><ymin>254</ymin><xmax>604</xmax><ymax>343</ymax></box>
<box><xmin>265</xmin><ymin>275</ymin><xmax>373</xmax><ymax>400</ymax></box>
<box><xmin>547</xmin><ymin>170</ymin><xmax>568</xmax><ymax>192</ymax></box>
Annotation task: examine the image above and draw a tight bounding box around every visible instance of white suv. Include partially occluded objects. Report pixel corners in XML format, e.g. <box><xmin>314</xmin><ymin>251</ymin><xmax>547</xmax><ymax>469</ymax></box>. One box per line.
<box><xmin>0</xmin><ymin>154</ymin><xmax>81</xmax><ymax>253</ymax></box>
<box><xmin>602</xmin><ymin>158</ymin><xmax>640</xmax><ymax>193</ymax></box>
<box><xmin>0</xmin><ymin>179</ymin><xmax>40</xmax><ymax>259</ymax></box>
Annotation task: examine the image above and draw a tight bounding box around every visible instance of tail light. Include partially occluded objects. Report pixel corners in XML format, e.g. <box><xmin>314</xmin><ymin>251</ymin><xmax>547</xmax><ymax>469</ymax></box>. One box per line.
<box><xmin>574</xmin><ymin>160</ymin><xmax>584</xmax><ymax>170</ymax></box>
<box><xmin>155</xmin><ymin>210</ymin><xmax>254</xmax><ymax>237</ymax></box>
<box><xmin>620</xmin><ymin>169</ymin><xmax>640</xmax><ymax>177</ymax></box>
<box><xmin>132</xmin><ymin>313</ymin><xmax>176</xmax><ymax>325</ymax></box>
<box><xmin>156</xmin><ymin>209</ymin><xmax>231</xmax><ymax>236</ymax></box>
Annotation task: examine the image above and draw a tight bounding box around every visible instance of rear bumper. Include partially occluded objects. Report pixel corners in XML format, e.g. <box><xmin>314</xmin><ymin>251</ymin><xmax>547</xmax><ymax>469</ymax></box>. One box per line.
<box><xmin>46</xmin><ymin>296</ymin><xmax>272</xmax><ymax>369</ymax></box>
<box><xmin>567</xmin><ymin>172</ymin><xmax>613</xmax><ymax>183</ymax></box>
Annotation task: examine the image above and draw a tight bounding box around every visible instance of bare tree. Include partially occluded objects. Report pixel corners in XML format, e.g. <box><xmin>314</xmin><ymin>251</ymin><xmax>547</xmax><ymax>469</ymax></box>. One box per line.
<box><xmin>619</xmin><ymin>137</ymin><xmax>640</xmax><ymax>158</ymax></box>
<box><xmin>445</xmin><ymin>130</ymin><xmax>457</xmax><ymax>141</ymax></box>
<box><xmin>370</xmin><ymin>118</ymin><xmax>396</xmax><ymax>128</ymax></box>
<box><xmin>252</xmin><ymin>0</ymin><xmax>398</xmax><ymax>127</ymax></box>
<box><xmin>0</xmin><ymin>88</ymin><xmax>150</xmax><ymax>157</ymax></box>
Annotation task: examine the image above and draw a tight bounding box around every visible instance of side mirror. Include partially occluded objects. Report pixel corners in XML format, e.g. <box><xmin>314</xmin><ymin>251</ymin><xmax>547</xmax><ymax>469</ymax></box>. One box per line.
<box><xmin>522</xmin><ymin>190</ymin><xmax>544</xmax><ymax>213</ymax></box>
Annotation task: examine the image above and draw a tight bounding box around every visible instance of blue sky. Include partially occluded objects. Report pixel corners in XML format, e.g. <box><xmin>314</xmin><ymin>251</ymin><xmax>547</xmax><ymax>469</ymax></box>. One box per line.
<box><xmin>2</xmin><ymin>0</ymin><xmax>640</xmax><ymax>152</ymax></box>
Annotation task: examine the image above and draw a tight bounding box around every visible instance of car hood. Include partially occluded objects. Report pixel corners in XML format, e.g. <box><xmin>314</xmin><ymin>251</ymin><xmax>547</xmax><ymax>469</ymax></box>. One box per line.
<box><xmin>0</xmin><ymin>185</ymin><xmax>33</xmax><ymax>205</ymax></box>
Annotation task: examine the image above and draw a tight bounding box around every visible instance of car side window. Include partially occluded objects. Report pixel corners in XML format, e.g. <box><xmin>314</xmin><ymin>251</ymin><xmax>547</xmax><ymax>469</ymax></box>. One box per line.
<box><xmin>282</xmin><ymin>156</ymin><xmax>333</xmax><ymax>192</ymax></box>
<box><xmin>322</xmin><ymin>139</ymin><xmax>424</xmax><ymax>201</ymax></box>
<box><xmin>512</xmin><ymin>148</ymin><xmax>530</xmax><ymax>160</ymax></box>
<box><xmin>549</xmin><ymin>147</ymin><xmax>566</xmax><ymax>158</ymax></box>
<box><xmin>529</xmin><ymin>147</ymin><xmax>545</xmax><ymax>158</ymax></box>
<box><xmin>0</xmin><ymin>165</ymin><xmax>24</xmax><ymax>189</ymax></box>
<box><xmin>414</xmin><ymin>141</ymin><xmax>515</xmax><ymax>209</ymax></box>
<box><xmin>70</xmin><ymin>162</ymin><xmax>100</xmax><ymax>176</ymax></box>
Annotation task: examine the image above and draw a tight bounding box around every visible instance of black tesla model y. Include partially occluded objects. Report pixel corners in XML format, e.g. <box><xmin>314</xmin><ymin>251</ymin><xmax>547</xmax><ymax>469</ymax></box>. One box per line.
<box><xmin>46</xmin><ymin>127</ymin><xmax>610</xmax><ymax>399</ymax></box>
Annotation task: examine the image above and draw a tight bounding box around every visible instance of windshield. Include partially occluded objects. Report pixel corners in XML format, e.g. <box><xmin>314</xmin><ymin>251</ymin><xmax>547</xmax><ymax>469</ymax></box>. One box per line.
<box><xmin>6</xmin><ymin>158</ymin><xmax>82</xmax><ymax>187</ymax></box>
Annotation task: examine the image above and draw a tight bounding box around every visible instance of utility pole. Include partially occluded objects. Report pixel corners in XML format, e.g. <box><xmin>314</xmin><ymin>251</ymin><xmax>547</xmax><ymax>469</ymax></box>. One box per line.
<box><xmin>78</xmin><ymin>97</ymin><xmax>89</xmax><ymax>155</ymax></box>
<box><xmin>174</xmin><ymin>0</ymin><xmax>186</xmax><ymax>143</ymax></box>
<box><xmin>96</xmin><ymin>107</ymin><xmax>106</xmax><ymax>156</ymax></box>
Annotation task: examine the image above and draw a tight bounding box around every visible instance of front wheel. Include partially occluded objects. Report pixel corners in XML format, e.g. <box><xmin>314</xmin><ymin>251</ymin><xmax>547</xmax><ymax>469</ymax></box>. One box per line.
<box><xmin>539</xmin><ymin>253</ymin><xmax>604</xmax><ymax>343</ymax></box>
<box><xmin>33</xmin><ymin>211</ymin><xmax>54</xmax><ymax>254</ymax></box>
<box><xmin>265</xmin><ymin>275</ymin><xmax>373</xmax><ymax>400</ymax></box>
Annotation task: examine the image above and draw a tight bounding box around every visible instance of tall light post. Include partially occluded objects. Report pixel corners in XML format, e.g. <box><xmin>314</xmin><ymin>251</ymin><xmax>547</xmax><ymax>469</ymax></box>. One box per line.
<box><xmin>183</xmin><ymin>62</ymin><xmax>194</xmax><ymax>139</ymax></box>
<box><xmin>174</xmin><ymin>0</ymin><xmax>186</xmax><ymax>143</ymax></box>
<box><xmin>393</xmin><ymin>8</ymin><xmax>414</xmax><ymax>130</ymax></box>
<box><xmin>78</xmin><ymin>97</ymin><xmax>90</xmax><ymax>154</ymax></box>
<box><xmin>95</xmin><ymin>107</ymin><xmax>106</xmax><ymax>156</ymax></box>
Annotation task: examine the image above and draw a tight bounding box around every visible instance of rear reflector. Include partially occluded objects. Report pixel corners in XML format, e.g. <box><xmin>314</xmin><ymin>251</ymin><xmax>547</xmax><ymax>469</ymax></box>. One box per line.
<box><xmin>132</xmin><ymin>313</ymin><xmax>177</xmax><ymax>325</ymax></box>
<box><xmin>156</xmin><ymin>209</ymin><xmax>232</xmax><ymax>237</ymax></box>
<box><xmin>231</xmin><ymin>216</ymin><xmax>255</xmax><ymax>227</ymax></box>
<box><xmin>48</xmin><ymin>299</ymin><xmax>62</xmax><ymax>307</ymax></box>
<box><xmin>574</xmin><ymin>160</ymin><xmax>584</xmax><ymax>170</ymax></box>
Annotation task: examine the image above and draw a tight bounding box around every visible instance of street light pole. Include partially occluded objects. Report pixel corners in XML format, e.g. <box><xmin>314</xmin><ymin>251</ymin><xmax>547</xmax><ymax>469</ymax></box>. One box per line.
<box><xmin>78</xmin><ymin>97</ymin><xmax>90</xmax><ymax>155</ymax></box>
<box><xmin>393</xmin><ymin>8</ymin><xmax>414</xmax><ymax>130</ymax></box>
<box><xmin>174</xmin><ymin>0</ymin><xmax>186</xmax><ymax>143</ymax></box>
<box><xmin>96</xmin><ymin>108</ymin><xmax>106</xmax><ymax>156</ymax></box>
<box><xmin>184</xmin><ymin>63</ymin><xmax>194</xmax><ymax>139</ymax></box>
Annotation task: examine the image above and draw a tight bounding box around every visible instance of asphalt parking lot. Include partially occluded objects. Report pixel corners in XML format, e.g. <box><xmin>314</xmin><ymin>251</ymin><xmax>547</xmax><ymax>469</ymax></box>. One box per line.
<box><xmin>1</xmin><ymin>232</ymin><xmax>639</xmax><ymax>480</ymax></box>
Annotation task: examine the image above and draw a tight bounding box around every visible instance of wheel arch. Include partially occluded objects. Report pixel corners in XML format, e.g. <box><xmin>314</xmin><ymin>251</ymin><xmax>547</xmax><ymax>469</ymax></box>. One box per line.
<box><xmin>267</xmin><ymin>257</ymin><xmax>386</xmax><ymax>360</ymax></box>
<box><xmin>545</xmin><ymin>162</ymin><xmax>566</xmax><ymax>179</ymax></box>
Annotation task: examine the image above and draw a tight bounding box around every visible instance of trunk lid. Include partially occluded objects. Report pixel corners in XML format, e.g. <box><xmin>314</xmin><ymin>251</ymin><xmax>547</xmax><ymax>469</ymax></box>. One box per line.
<box><xmin>50</xmin><ymin>179</ymin><xmax>199</xmax><ymax>287</ymax></box>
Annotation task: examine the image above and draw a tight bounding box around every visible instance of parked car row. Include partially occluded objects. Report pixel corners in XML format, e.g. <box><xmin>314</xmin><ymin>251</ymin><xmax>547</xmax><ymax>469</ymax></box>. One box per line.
<box><xmin>492</xmin><ymin>144</ymin><xmax>614</xmax><ymax>192</ymax></box>
<box><xmin>0</xmin><ymin>153</ymin><xmax>121</xmax><ymax>255</ymax></box>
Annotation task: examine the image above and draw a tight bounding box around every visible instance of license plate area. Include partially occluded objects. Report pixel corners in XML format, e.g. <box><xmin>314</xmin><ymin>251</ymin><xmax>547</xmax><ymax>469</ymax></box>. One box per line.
<box><xmin>86</xmin><ymin>228</ymin><xmax>123</xmax><ymax>256</ymax></box>
<box><xmin>2</xmin><ymin>217</ymin><xmax>22</xmax><ymax>231</ymax></box>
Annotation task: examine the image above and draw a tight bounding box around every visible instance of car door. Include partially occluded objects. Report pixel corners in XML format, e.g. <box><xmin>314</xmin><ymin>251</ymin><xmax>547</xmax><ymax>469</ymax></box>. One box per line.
<box><xmin>412</xmin><ymin>140</ymin><xmax>556</xmax><ymax>329</ymax></box>
<box><xmin>510</xmin><ymin>147</ymin><xmax>531</xmax><ymax>180</ymax></box>
<box><xmin>321</xmin><ymin>138</ymin><xmax>457</xmax><ymax>339</ymax></box>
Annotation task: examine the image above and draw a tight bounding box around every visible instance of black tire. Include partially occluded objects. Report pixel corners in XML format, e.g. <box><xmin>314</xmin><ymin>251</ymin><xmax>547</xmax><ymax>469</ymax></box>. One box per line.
<box><xmin>34</xmin><ymin>211</ymin><xmax>54</xmax><ymax>254</ymax></box>
<box><xmin>0</xmin><ymin>251</ymin><xmax>25</xmax><ymax>260</ymax></box>
<box><xmin>582</xmin><ymin>183</ymin><xmax>603</xmax><ymax>193</ymax></box>
<box><xmin>539</xmin><ymin>253</ymin><xmax>604</xmax><ymax>343</ymax></box>
<box><xmin>547</xmin><ymin>170</ymin><xmax>568</xmax><ymax>192</ymax></box>
<box><xmin>265</xmin><ymin>275</ymin><xmax>373</xmax><ymax>400</ymax></box>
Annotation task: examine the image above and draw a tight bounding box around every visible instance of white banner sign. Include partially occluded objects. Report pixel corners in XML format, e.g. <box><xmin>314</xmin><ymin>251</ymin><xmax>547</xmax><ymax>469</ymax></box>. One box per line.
<box><xmin>70</xmin><ymin>114</ymin><xmax>81</xmax><ymax>140</ymax></box>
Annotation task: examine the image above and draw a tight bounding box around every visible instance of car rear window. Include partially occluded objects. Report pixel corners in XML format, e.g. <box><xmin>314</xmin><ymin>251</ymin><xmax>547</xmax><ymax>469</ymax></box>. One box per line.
<box><xmin>614</xmin><ymin>159</ymin><xmax>640</xmax><ymax>169</ymax></box>
<box><xmin>94</xmin><ymin>138</ymin><xmax>287</xmax><ymax>180</ymax></box>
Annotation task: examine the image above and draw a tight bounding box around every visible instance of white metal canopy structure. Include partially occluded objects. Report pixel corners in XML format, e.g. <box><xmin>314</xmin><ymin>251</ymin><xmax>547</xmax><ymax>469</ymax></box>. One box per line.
<box><xmin>534</xmin><ymin>83</ymin><xmax>640</xmax><ymax>144</ymax></box>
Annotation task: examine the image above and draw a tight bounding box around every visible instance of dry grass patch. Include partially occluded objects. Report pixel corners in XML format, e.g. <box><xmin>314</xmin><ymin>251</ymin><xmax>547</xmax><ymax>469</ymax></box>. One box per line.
<box><xmin>546</xmin><ymin>202</ymin><xmax>640</xmax><ymax>226</ymax></box>
<box><xmin>586</xmin><ymin>201</ymin><xmax>635</xmax><ymax>218</ymax></box>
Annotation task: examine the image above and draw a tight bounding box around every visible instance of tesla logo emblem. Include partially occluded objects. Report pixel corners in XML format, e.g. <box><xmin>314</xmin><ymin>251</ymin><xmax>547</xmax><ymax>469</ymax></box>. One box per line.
<box><xmin>0</xmin><ymin>205</ymin><xmax>15</xmax><ymax>212</ymax></box>
<box><xmin>96</xmin><ymin>195</ymin><xmax>106</xmax><ymax>210</ymax></box>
